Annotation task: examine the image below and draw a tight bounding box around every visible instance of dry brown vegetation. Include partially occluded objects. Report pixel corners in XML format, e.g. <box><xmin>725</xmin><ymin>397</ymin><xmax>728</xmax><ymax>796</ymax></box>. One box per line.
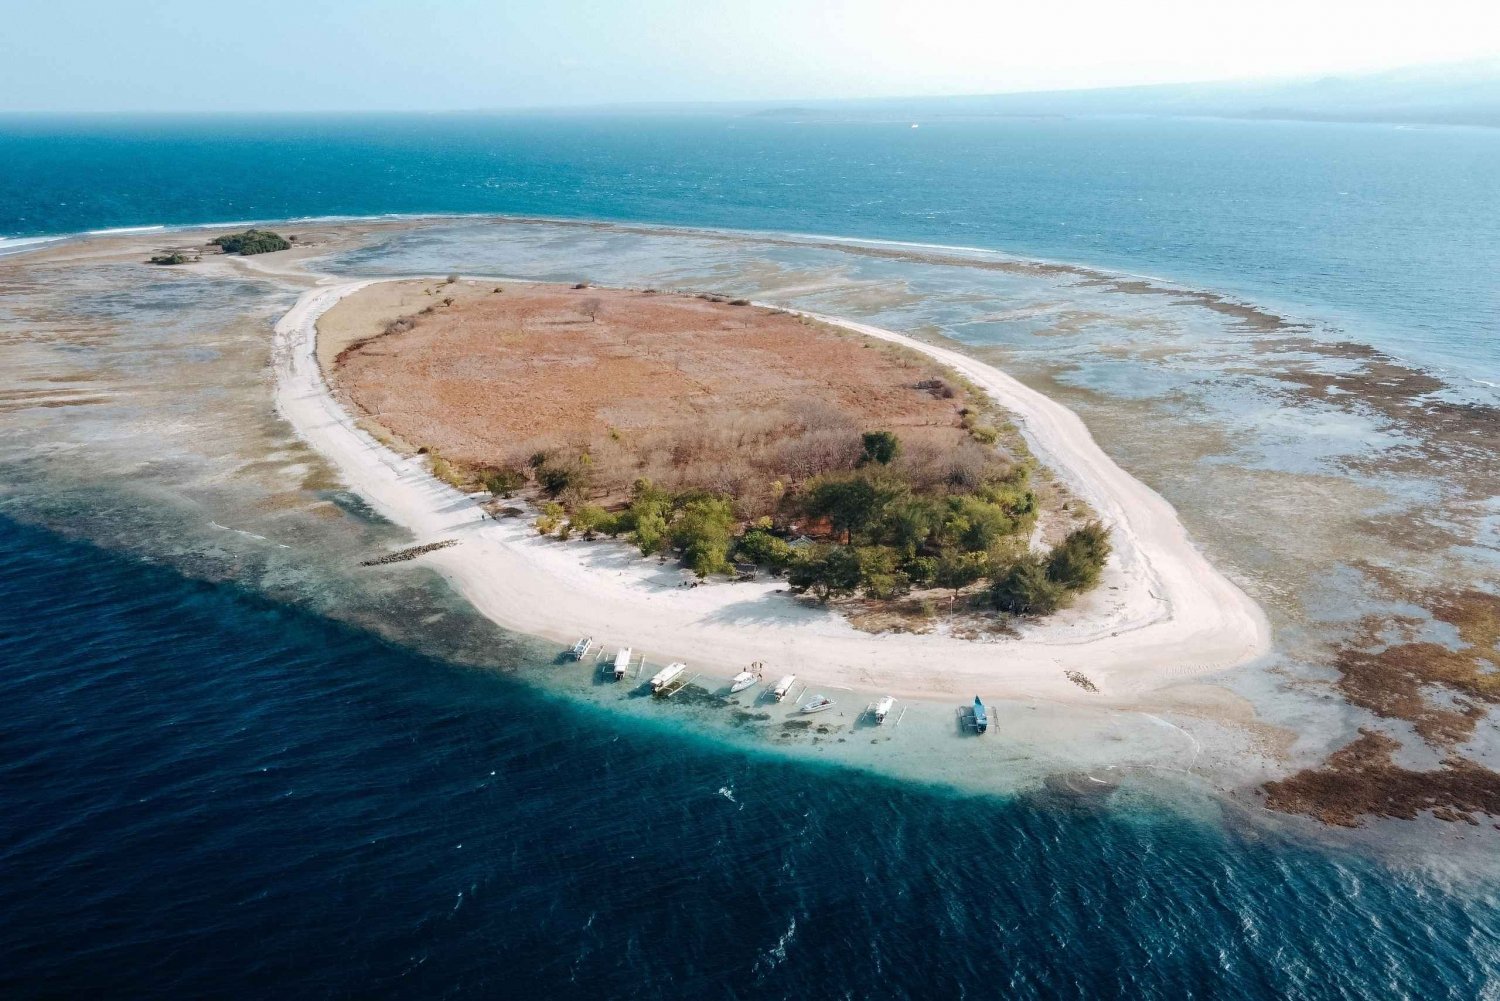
<box><xmin>1263</xmin><ymin>729</ymin><xmax>1500</xmax><ymax>827</ymax></box>
<box><xmin>328</xmin><ymin>282</ymin><xmax>1023</xmax><ymax>519</ymax></box>
<box><xmin>1262</xmin><ymin>572</ymin><xmax>1500</xmax><ymax>826</ymax></box>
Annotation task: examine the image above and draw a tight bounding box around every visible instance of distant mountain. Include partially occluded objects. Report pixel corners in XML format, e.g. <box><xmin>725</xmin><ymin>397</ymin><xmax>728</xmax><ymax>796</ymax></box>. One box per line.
<box><xmin>741</xmin><ymin>60</ymin><xmax>1500</xmax><ymax>128</ymax></box>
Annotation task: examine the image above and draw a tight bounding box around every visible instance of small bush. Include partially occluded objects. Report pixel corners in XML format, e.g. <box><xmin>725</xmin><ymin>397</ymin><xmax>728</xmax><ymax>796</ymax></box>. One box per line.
<box><xmin>210</xmin><ymin>229</ymin><xmax>290</xmax><ymax>255</ymax></box>
<box><xmin>429</xmin><ymin>453</ymin><xmax>466</xmax><ymax>488</ymax></box>
<box><xmin>482</xmin><ymin>466</ymin><xmax>527</xmax><ymax>497</ymax></box>
<box><xmin>534</xmin><ymin>501</ymin><xmax>566</xmax><ymax>536</ymax></box>
<box><xmin>148</xmin><ymin>252</ymin><xmax>188</xmax><ymax>266</ymax></box>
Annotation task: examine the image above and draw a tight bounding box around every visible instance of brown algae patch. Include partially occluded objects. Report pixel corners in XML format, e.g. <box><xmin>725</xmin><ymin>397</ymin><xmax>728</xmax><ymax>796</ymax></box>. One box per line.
<box><xmin>1263</xmin><ymin>729</ymin><xmax>1500</xmax><ymax>827</ymax></box>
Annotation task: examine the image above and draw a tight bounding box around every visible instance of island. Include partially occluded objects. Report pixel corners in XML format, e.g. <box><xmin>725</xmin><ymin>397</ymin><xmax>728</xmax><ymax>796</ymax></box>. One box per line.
<box><xmin>322</xmin><ymin>279</ymin><xmax>1108</xmax><ymax>623</ymax></box>
<box><xmin>276</xmin><ymin>275</ymin><xmax>1270</xmax><ymax>704</ymax></box>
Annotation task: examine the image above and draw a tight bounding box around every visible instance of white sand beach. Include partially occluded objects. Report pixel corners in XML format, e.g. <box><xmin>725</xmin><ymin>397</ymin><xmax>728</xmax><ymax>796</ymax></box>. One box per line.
<box><xmin>273</xmin><ymin>278</ymin><xmax>1271</xmax><ymax>704</ymax></box>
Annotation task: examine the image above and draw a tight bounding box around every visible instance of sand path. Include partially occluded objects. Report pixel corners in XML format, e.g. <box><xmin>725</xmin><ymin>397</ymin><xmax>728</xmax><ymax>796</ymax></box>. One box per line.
<box><xmin>273</xmin><ymin>278</ymin><xmax>1270</xmax><ymax>703</ymax></box>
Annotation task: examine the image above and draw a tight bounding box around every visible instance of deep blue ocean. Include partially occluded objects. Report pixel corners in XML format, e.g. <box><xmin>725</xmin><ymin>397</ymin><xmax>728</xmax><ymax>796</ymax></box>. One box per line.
<box><xmin>2</xmin><ymin>113</ymin><xmax>1497</xmax><ymax>377</ymax></box>
<box><xmin>2</xmin><ymin>114</ymin><xmax>1499</xmax><ymax>998</ymax></box>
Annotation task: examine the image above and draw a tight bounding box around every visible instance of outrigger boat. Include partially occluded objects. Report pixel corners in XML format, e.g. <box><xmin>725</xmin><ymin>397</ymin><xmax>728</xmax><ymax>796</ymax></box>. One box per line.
<box><xmin>870</xmin><ymin>695</ymin><xmax>895</xmax><ymax>724</ymax></box>
<box><xmin>800</xmin><ymin>694</ymin><xmax>835</xmax><ymax>714</ymax></box>
<box><xmin>729</xmin><ymin>661</ymin><xmax>763</xmax><ymax>694</ymax></box>
<box><xmin>570</xmin><ymin>636</ymin><xmax>594</xmax><ymax>661</ymax></box>
<box><xmin>612</xmin><ymin>647</ymin><xmax>632</xmax><ymax>681</ymax></box>
<box><xmin>770</xmin><ymin>675</ymin><xmax>797</xmax><ymax>702</ymax></box>
<box><xmin>650</xmin><ymin>662</ymin><xmax>687</xmax><ymax>694</ymax></box>
<box><xmin>972</xmin><ymin>696</ymin><xmax>989</xmax><ymax>734</ymax></box>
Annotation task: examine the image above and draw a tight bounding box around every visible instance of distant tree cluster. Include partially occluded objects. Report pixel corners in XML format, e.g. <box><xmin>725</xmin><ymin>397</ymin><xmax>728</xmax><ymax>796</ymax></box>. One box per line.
<box><xmin>211</xmin><ymin>229</ymin><xmax>291</xmax><ymax>255</ymax></box>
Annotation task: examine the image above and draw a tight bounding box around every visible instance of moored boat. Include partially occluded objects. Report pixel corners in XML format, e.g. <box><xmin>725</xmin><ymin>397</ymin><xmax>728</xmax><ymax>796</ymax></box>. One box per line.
<box><xmin>612</xmin><ymin>647</ymin><xmax>632</xmax><ymax>680</ymax></box>
<box><xmin>570</xmin><ymin>636</ymin><xmax>593</xmax><ymax>660</ymax></box>
<box><xmin>770</xmin><ymin>674</ymin><xmax>797</xmax><ymax>701</ymax></box>
<box><xmin>972</xmin><ymin>696</ymin><xmax>989</xmax><ymax>734</ymax></box>
<box><xmin>729</xmin><ymin>670</ymin><xmax>759</xmax><ymax>694</ymax></box>
<box><xmin>871</xmin><ymin>695</ymin><xmax>895</xmax><ymax>723</ymax></box>
<box><xmin>800</xmin><ymin>694</ymin><xmax>835</xmax><ymax>714</ymax></box>
<box><xmin>650</xmin><ymin>662</ymin><xmax>687</xmax><ymax>694</ymax></box>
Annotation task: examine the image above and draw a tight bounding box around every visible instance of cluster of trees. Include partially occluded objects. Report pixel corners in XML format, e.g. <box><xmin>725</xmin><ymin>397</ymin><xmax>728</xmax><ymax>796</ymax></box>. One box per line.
<box><xmin>211</xmin><ymin>229</ymin><xmax>291</xmax><ymax>255</ymax></box>
<box><xmin>989</xmin><ymin>522</ymin><xmax>1111</xmax><ymax>615</ymax></box>
<box><xmin>517</xmin><ymin>426</ymin><xmax>1111</xmax><ymax>618</ymax></box>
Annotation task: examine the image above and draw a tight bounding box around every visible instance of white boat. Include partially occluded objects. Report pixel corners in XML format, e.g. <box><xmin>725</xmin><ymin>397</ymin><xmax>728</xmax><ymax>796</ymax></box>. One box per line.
<box><xmin>871</xmin><ymin>695</ymin><xmax>895</xmax><ymax>723</ymax></box>
<box><xmin>771</xmin><ymin>674</ymin><xmax>797</xmax><ymax>701</ymax></box>
<box><xmin>570</xmin><ymin>636</ymin><xmax>593</xmax><ymax>661</ymax></box>
<box><xmin>800</xmin><ymin>694</ymin><xmax>835</xmax><ymax>714</ymax></box>
<box><xmin>729</xmin><ymin>662</ymin><xmax>763</xmax><ymax>694</ymax></box>
<box><xmin>612</xmin><ymin>647</ymin><xmax>632</xmax><ymax>680</ymax></box>
<box><xmin>650</xmin><ymin>662</ymin><xmax>687</xmax><ymax>694</ymax></box>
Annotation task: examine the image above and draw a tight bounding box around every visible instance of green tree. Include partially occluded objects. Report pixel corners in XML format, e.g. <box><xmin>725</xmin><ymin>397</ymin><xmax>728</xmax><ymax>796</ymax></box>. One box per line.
<box><xmin>628</xmin><ymin>479</ymin><xmax>673</xmax><ymax>555</ymax></box>
<box><xmin>878</xmin><ymin>496</ymin><xmax>942</xmax><ymax>555</ymax></box>
<box><xmin>1046</xmin><ymin>522</ymin><xmax>1112</xmax><ymax>590</ymax></box>
<box><xmin>672</xmin><ymin>495</ymin><xmax>737</xmax><ymax>577</ymax></box>
<box><xmin>860</xmin><ymin>430</ymin><xmax>901</xmax><ymax>466</ymax></box>
<box><xmin>570</xmin><ymin>504</ymin><xmax>611</xmax><ymax>540</ymax></box>
<box><xmin>803</xmin><ymin>475</ymin><xmax>881</xmax><ymax>544</ymax></box>
<box><xmin>735</xmin><ymin>528</ymin><xmax>794</xmax><ymax>570</ymax></box>
<box><xmin>990</xmin><ymin>554</ymin><xmax>1070</xmax><ymax>615</ymax></box>
<box><xmin>943</xmin><ymin>495</ymin><xmax>1018</xmax><ymax>553</ymax></box>
<box><xmin>933</xmin><ymin>548</ymin><xmax>988</xmax><ymax>598</ymax></box>
<box><xmin>857</xmin><ymin>546</ymin><xmax>911</xmax><ymax>600</ymax></box>
<box><xmin>482</xmin><ymin>466</ymin><xmax>527</xmax><ymax>497</ymax></box>
<box><xmin>787</xmin><ymin>545</ymin><xmax>864</xmax><ymax>603</ymax></box>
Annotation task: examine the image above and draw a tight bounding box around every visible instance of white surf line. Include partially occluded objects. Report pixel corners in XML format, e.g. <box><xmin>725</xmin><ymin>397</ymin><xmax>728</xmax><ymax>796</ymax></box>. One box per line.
<box><xmin>273</xmin><ymin>278</ymin><xmax>1270</xmax><ymax>705</ymax></box>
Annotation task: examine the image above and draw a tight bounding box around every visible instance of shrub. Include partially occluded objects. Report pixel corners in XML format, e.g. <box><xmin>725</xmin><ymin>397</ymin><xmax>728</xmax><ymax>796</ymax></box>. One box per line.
<box><xmin>482</xmin><ymin>466</ymin><xmax>527</xmax><ymax>497</ymax></box>
<box><xmin>991</xmin><ymin>554</ymin><xmax>1069</xmax><ymax>615</ymax></box>
<box><xmin>536</xmin><ymin>460</ymin><xmax>588</xmax><ymax>498</ymax></box>
<box><xmin>968</xmin><ymin>424</ymin><xmax>999</xmax><ymax>445</ymax></box>
<box><xmin>943</xmin><ymin>495</ymin><xmax>1017</xmax><ymax>553</ymax></box>
<box><xmin>857</xmin><ymin>547</ymin><xmax>911</xmax><ymax>600</ymax></box>
<box><xmin>860</xmin><ymin>430</ymin><xmax>901</xmax><ymax>466</ymax></box>
<box><xmin>534</xmin><ymin>501</ymin><xmax>566</xmax><ymax>536</ymax></box>
<box><xmin>735</xmin><ymin>529</ymin><xmax>794</xmax><ymax>570</ymax></box>
<box><xmin>569</xmin><ymin>504</ymin><xmax>611</xmax><ymax>540</ymax></box>
<box><xmin>210</xmin><ymin>229</ymin><xmax>290</xmax><ymax>255</ymax></box>
<box><xmin>429</xmin><ymin>453</ymin><xmax>466</xmax><ymax>488</ymax></box>
<box><xmin>149</xmin><ymin>252</ymin><xmax>188</xmax><ymax>265</ymax></box>
<box><xmin>1046</xmin><ymin>522</ymin><xmax>1111</xmax><ymax>590</ymax></box>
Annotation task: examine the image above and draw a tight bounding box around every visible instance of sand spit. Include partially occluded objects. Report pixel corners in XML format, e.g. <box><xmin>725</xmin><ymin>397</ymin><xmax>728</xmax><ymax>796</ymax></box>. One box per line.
<box><xmin>274</xmin><ymin>279</ymin><xmax>1270</xmax><ymax>704</ymax></box>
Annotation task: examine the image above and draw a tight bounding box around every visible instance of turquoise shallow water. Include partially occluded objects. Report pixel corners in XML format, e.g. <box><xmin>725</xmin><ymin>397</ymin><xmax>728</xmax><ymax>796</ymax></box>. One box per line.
<box><xmin>1</xmin><ymin>114</ymin><xmax>1499</xmax><ymax>998</ymax></box>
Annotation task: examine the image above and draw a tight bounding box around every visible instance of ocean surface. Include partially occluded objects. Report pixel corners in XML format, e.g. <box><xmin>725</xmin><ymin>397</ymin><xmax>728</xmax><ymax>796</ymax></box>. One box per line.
<box><xmin>2</xmin><ymin>113</ymin><xmax>1499</xmax><ymax>998</ymax></box>
<box><xmin>4</xmin><ymin>518</ymin><xmax>1498</xmax><ymax>999</ymax></box>
<box><xmin>2</xmin><ymin>113</ymin><xmax>1497</xmax><ymax>379</ymax></box>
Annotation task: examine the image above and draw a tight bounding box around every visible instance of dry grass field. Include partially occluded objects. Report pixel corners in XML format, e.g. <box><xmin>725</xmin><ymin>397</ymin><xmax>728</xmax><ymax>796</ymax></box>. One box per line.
<box><xmin>323</xmin><ymin>280</ymin><xmax>1023</xmax><ymax>515</ymax></box>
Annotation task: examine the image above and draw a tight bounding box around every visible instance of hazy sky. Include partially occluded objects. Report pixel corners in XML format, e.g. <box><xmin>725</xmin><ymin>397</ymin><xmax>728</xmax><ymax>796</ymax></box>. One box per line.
<box><xmin>2</xmin><ymin>0</ymin><xmax>1498</xmax><ymax>111</ymax></box>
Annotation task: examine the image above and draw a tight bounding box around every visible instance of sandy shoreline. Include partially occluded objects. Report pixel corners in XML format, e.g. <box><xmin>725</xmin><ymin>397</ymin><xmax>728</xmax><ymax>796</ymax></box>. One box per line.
<box><xmin>274</xmin><ymin>277</ymin><xmax>1271</xmax><ymax>705</ymax></box>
